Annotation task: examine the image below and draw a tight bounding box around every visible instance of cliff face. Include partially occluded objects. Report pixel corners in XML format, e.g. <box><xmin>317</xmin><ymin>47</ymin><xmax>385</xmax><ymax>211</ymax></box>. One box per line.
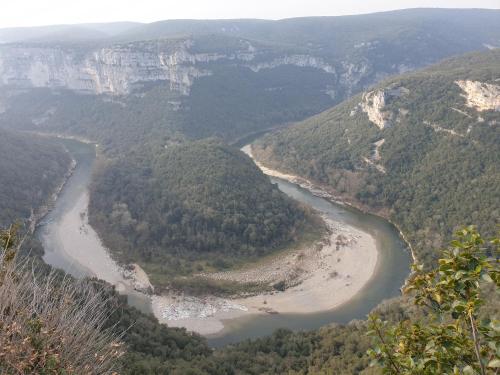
<box><xmin>0</xmin><ymin>38</ymin><xmax>413</xmax><ymax>98</ymax></box>
<box><xmin>456</xmin><ymin>80</ymin><xmax>500</xmax><ymax>112</ymax></box>
<box><xmin>246</xmin><ymin>55</ymin><xmax>337</xmax><ymax>75</ymax></box>
<box><xmin>360</xmin><ymin>86</ymin><xmax>408</xmax><ymax>129</ymax></box>
<box><xmin>0</xmin><ymin>41</ymin><xmax>225</xmax><ymax>95</ymax></box>
<box><xmin>360</xmin><ymin>90</ymin><xmax>390</xmax><ymax>129</ymax></box>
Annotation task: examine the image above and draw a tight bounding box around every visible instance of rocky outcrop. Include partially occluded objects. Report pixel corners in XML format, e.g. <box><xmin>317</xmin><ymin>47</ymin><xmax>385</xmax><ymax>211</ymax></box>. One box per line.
<box><xmin>455</xmin><ymin>80</ymin><xmax>500</xmax><ymax>112</ymax></box>
<box><xmin>122</xmin><ymin>263</ymin><xmax>154</xmax><ymax>294</ymax></box>
<box><xmin>362</xmin><ymin>138</ymin><xmax>386</xmax><ymax>174</ymax></box>
<box><xmin>360</xmin><ymin>86</ymin><xmax>408</xmax><ymax>129</ymax></box>
<box><xmin>246</xmin><ymin>55</ymin><xmax>336</xmax><ymax>75</ymax></box>
<box><xmin>361</xmin><ymin>90</ymin><xmax>390</xmax><ymax>129</ymax></box>
<box><xmin>424</xmin><ymin>120</ymin><xmax>465</xmax><ymax>137</ymax></box>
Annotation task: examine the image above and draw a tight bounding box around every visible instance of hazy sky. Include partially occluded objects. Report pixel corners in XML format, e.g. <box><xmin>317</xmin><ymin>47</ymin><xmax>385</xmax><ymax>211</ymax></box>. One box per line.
<box><xmin>1</xmin><ymin>0</ymin><xmax>500</xmax><ymax>28</ymax></box>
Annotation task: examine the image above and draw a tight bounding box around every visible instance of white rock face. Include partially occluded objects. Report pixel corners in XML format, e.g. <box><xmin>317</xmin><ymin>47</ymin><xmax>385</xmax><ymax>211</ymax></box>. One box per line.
<box><xmin>360</xmin><ymin>87</ymin><xmax>408</xmax><ymax>129</ymax></box>
<box><xmin>455</xmin><ymin>80</ymin><xmax>500</xmax><ymax>112</ymax></box>
<box><xmin>0</xmin><ymin>39</ymin><xmax>405</xmax><ymax>99</ymax></box>
<box><xmin>0</xmin><ymin>42</ymin><xmax>226</xmax><ymax>95</ymax></box>
<box><xmin>361</xmin><ymin>90</ymin><xmax>390</xmax><ymax>129</ymax></box>
<box><xmin>246</xmin><ymin>55</ymin><xmax>336</xmax><ymax>75</ymax></box>
<box><xmin>0</xmin><ymin>42</ymin><xmax>345</xmax><ymax>96</ymax></box>
<box><xmin>340</xmin><ymin>61</ymin><xmax>370</xmax><ymax>89</ymax></box>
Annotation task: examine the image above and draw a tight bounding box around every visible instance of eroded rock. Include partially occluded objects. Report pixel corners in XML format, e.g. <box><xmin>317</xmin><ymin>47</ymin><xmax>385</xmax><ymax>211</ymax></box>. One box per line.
<box><xmin>360</xmin><ymin>86</ymin><xmax>408</xmax><ymax>129</ymax></box>
<box><xmin>455</xmin><ymin>80</ymin><xmax>500</xmax><ymax>112</ymax></box>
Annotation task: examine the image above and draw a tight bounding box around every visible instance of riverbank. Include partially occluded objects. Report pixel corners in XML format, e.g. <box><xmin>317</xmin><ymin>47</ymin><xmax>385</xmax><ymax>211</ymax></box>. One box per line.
<box><xmin>28</xmin><ymin>156</ymin><xmax>76</xmax><ymax>234</ymax></box>
<box><xmin>243</xmin><ymin>144</ymin><xmax>418</xmax><ymax>268</ymax></box>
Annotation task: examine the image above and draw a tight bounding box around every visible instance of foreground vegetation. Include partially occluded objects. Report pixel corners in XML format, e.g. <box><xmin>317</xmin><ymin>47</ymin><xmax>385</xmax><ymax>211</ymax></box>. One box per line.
<box><xmin>0</xmin><ymin>226</ymin><xmax>123</xmax><ymax>374</ymax></box>
<box><xmin>369</xmin><ymin>227</ymin><xmax>499</xmax><ymax>374</ymax></box>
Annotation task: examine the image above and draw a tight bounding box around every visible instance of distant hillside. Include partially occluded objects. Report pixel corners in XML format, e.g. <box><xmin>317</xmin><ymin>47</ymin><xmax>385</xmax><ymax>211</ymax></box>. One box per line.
<box><xmin>89</xmin><ymin>139</ymin><xmax>317</xmax><ymax>288</ymax></box>
<box><xmin>117</xmin><ymin>9</ymin><xmax>500</xmax><ymax>56</ymax></box>
<box><xmin>0</xmin><ymin>130</ymin><xmax>72</xmax><ymax>227</ymax></box>
<box><xmin>254</xmin><ymin>50</ymin><xmax>500</xmax><ymax>265</ymax></box>
<box><xmin>0</xmin><ymin>22</ymin><xmax>140</xmax><ymax>43</ymax></box>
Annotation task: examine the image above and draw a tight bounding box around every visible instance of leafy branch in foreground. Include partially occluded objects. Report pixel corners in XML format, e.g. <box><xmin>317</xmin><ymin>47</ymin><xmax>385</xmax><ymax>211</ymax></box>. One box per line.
<box><xmin>368</xmin><ymin>227</ymin><xmax>500</xmax><ymax>374</ymax></box>
<box><xmin>0</xmin><ymin>225</ymin><xmax>124</xmax><ymax>374</ymax></box>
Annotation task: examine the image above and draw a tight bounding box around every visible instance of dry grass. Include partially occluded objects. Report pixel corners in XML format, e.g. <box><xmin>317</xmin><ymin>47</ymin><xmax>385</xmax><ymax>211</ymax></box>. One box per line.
<box><xmin>0</xmin><ymin>225</ymin><xmax>123</xmax><ymax>374</ymax></box>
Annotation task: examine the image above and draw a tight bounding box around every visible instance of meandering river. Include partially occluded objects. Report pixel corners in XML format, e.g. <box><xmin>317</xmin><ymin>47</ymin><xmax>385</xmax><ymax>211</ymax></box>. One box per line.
<box><xmin>38</xmin><ymin>138</ymin><xmax>411</xmax><ymax>346</ymax></box>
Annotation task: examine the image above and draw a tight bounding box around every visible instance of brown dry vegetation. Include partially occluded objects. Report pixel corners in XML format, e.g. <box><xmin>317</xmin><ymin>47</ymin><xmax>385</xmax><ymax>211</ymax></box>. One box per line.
<box><xmin>0</xmin><ymin>225</ymin><xmax>123</xmax><ymax>374</ymax></box>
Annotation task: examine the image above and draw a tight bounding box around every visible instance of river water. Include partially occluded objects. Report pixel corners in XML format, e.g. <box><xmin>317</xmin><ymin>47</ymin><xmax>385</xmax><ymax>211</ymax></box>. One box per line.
<box><xmin>38</xmin><ymin>138</ymin><xmax>411</xmax><ymax>346</ymax></box>
<box><xmin>37</xmin><ymin>139</ymin><xmax>152</xmax><ymax>314</ymax></box>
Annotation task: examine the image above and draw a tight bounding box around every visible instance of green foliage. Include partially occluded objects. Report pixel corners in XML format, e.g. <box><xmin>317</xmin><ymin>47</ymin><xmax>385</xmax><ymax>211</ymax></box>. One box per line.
<box><xmin>368</xmin><ymin>227</ymin><xmax>500</xmax><ymax>374</ymax></box>
<box><xmin>0</xmin><ymin>129</ymin><xmax>72</xmax><ymax>227</ymax></box>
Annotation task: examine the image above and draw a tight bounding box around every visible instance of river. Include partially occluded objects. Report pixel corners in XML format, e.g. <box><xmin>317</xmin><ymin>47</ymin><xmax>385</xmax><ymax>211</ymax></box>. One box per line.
<box><xmin>38</xmin><ymin>137</ymin><xmax>411</xmax><ymax>347</ymax></box>
<box><xmin>38</xmin><ymin>139</ymin><xmax>152</xmax><ymax>314</ymax></box>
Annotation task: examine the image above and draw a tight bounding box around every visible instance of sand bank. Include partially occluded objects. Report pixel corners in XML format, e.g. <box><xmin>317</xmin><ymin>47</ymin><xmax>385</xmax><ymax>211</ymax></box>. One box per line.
<box><xmin>151</xmin><ymin>216</ymin><xmax>378</xmax><ymax>335</ymax></box>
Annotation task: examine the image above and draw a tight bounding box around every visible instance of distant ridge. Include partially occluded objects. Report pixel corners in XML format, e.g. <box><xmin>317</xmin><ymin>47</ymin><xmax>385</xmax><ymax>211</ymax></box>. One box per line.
<box><xmin>1</xmin><ymin>8</ymin><xmax>500</xmax><ymax>44</ymax></box>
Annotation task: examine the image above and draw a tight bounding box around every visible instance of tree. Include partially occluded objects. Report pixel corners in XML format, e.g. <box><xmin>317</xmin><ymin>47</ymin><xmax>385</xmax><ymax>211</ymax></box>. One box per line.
<box><xmin>368</xmin><ymin>227</ymin><xmax>500</xmax><ymax>374</ymax></box>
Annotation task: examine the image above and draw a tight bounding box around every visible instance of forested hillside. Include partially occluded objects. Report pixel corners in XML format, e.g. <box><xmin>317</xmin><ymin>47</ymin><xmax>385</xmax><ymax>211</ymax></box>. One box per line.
<box><xmin>0</xmin><ymin>129</ymin><xmax>71</xmax><ymax>227</ymax></box>
<box><xmin>89</xmin><ymin>139</ymin><xmax>318</xmax><ymax>289</ymax></box>
<box><xmin>254</xmin><ymin>50</ymin><xmax>500</xmax><ymax>266</ymax></box>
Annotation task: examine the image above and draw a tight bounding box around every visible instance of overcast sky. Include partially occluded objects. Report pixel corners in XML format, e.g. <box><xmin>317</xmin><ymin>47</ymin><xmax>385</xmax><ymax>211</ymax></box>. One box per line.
<box><xmin>1</xmin><ymin>0</ymin><xmax>499</xmax><ymax>28</ymax></box>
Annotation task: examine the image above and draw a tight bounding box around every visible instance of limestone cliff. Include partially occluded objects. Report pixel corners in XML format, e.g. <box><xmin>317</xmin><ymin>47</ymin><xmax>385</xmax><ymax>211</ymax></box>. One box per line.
<box><xmin>361</xmin><ymin>90</ymin><xmax>390</xmax><ymax>129</ymax></box>
<box><xmin>0</xmin><ymin>38</ymin><xmax>413</xmax><ymax>98</ymax></box>
<box><xmin>455</xmin><ymin>80</ymin><xmax>500</xmax><ymax>112</ymax></box>
<box><xmin>360</xmin><ymin>86</ymin><xmax>408</xmax><ymax>129</ymax></box>
<box><xmin>0</xmin><ymin>41</ymin><xmax>223</xmax><ymax>95</ymax></box>
<box><xmin>246</xmin><ymin>55</ymin><xmax>336</xmax><ymax>75</ymax></box>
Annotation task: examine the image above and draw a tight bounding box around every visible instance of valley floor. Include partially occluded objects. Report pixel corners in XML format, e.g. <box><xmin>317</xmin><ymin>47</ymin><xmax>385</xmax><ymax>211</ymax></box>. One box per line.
<box><xmin>40</xmin><ymin>138</ymin><xmax>380</xmax><ymax>337</ymax></box>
